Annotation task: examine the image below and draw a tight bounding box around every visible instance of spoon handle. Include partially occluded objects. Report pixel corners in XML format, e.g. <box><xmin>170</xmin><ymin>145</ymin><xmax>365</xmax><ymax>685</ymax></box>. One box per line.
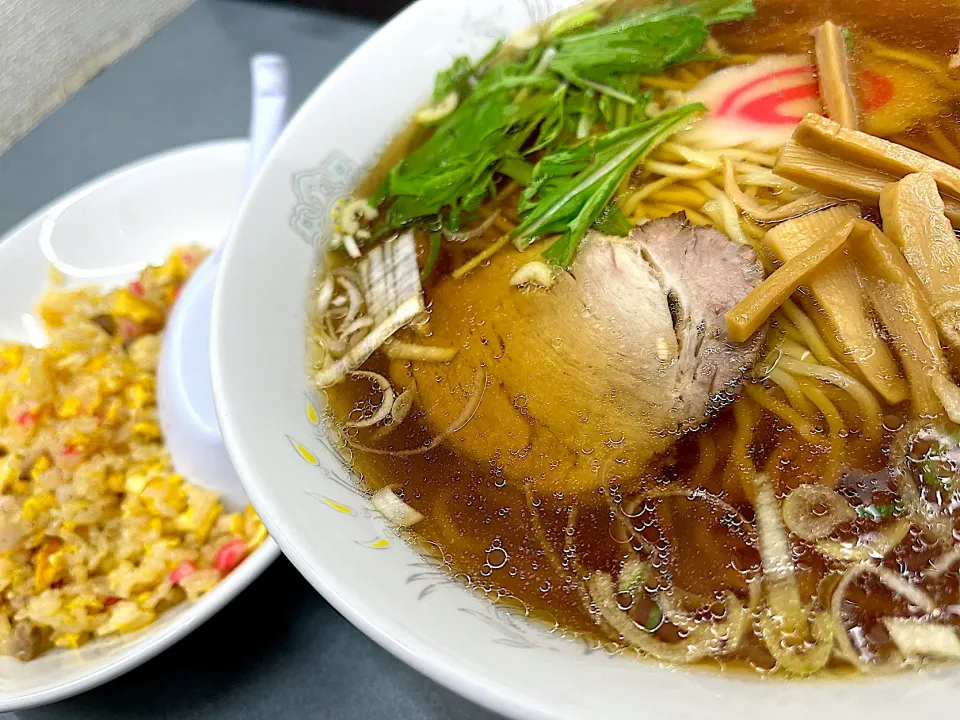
<box><xmin>243</xmin><ymin>54</ymin><xmax>291</xmax><ymax>192</ymax></box>
<box><xmin>157</xmin><ymin>54</ymin><xmax>289</xmax><ymax>497</ymax></box>
<box><xmin>210</xmin><ymin>54</ymin><xmax>290</xmax><ymax>265</ymax></box>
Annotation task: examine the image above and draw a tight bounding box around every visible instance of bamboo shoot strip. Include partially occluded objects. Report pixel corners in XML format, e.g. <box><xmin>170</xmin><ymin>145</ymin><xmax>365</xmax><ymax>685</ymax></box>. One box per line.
<box><xmin>793</xmin><ymin>113</ymin><xmax>960</xmax><ymax>199</ymax></box>
<box><xmin>850</xmin><ymin>220</ymin><xmax>948</xmax><ymax>416</ymax></box>
<box><xmin>726</xmin><ymin>220</ymin><xmax>854</xmax><ymax>343</ymax></box>
<box><xmin>763</xmin><ymin>205</ymin><xmax>908</xmax><ymax>404</ymax></box>
<box><xmin>812</xmin><ymin>22</ymin><xmax>859</xmax><ymax>129</ymax></box>
<box><xmin>880</xmin><ymin>172</ymin><xmax>960</xmax><ymax>354</ymax></box>
<box><xmin>774</xmin><ymin>142</ymin><xmax>960</xmax><ymax>225</ymax></box>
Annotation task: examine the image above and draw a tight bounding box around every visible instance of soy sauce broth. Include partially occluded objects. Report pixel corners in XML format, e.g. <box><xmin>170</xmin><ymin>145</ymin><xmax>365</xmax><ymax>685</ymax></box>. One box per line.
<box><xmin>317</xmin><ymin>0</ymin><xmax>960</xmax><ymax>674</ymax></box>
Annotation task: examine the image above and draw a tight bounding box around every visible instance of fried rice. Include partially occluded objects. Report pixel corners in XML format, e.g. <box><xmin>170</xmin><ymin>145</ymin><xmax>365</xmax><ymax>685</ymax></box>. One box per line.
<box><xmin>0</xmin><ymin>247</ymin><xmax>267</xmax><ymax>660</ymax></box>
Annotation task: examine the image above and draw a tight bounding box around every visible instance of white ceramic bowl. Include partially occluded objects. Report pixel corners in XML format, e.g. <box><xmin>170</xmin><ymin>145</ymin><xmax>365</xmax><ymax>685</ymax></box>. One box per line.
<box><xmin>211</xmin><ymin>2</ymin><xmax>960</xmax><ymax>717</ymax></box>
<box><xmin>0</xmin><ymin>141</ymin><xmax>279</xmax><ymax>711</ymax></box>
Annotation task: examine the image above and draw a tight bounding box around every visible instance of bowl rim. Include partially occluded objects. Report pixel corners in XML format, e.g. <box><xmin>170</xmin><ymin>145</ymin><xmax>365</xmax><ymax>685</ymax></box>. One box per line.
<box><xmin>0</xmin><ymin>139</ymin><xmax>280</xmax><ymax>713</ymax></box>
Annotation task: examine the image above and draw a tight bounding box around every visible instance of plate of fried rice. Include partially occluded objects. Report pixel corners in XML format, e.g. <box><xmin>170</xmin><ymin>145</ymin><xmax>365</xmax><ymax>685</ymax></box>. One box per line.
<box><xmin>0</xmin><ymin>139</ymin><xmax>280</xmax><ymax>711</ymax></box>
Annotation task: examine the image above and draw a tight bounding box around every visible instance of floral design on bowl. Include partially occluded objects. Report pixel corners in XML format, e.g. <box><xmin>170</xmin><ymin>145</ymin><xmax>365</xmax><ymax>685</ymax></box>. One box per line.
<box><xmin>289</xmin><ymin>151</ymin><xmax>358</xmax><ymax>248</ymax></box>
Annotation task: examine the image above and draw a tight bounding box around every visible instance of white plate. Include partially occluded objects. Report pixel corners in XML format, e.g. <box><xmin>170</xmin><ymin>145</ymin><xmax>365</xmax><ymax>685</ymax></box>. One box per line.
<box><xmin>0</xmin><ymin>140</ymin><xmax>280</xmax><ymax>712</ymax></box>
<box><xmin>211</xmin><ymin>2</ymin><xmax>960</xmax><ymax>719</ymax></box>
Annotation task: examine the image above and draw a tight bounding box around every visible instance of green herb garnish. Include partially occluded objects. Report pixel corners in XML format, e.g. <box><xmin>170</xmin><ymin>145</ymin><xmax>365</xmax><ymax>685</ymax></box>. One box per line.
<box><xmin>497</xmin><ymin>156</ymin><xmax>535</xmax><ymax>186</ymax></box>
<box><xmin>375</xmin><ymin>64</ymin><xmax>556</xmax><ymax>229</ymax></box>
<box><xmin>593</xmin><ymin>203</ymin><xmax>635</xmax><ymax>235</ymax></box>
<box><xmin>543</xmin><ymin>6</ymin><xmax>604</xmax><ymax>42</ymax></box>
<box><xmin>514</xmin><ymin>104</ymin><xmax>705</xmax><ymax>267</ymax></box>
<box><xmin>433</xmin><ymin>40</ymin><xmax>505</xmax><ymax>100</ymax></box>
<box><xmin>420</xmin><ymin>232</ymin><xmax>442</xmax><ymax>281</ymax></box>
<box><xmin>373</xmin><ymin>0</ymin><xmax>755</xmax><ymax>265</ymax></box>
<box><xmin>551</xmin><ymin>16</ymin><xmax>706</xmax><ymax>88</ymax></box>
<box><xmin>550</xmin><ymin>0</ymin><xmax>755</xmax><ymax>87</ymax></box>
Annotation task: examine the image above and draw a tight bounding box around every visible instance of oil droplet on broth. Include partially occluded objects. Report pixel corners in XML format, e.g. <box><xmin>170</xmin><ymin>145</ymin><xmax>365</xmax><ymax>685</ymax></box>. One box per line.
<box><xmin>883</xmin><ymin>414</ymin><xmax>905</xmax><ymax>432</ymax></box>
<box><xmin>486</xmin><ymin>545</ymin><xmax>509</xmax><ymax>569</ymax></box>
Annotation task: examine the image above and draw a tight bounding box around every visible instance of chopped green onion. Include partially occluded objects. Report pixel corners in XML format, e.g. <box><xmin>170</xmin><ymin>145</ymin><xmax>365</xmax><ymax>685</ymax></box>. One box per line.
<box><xmin>616</xmin><ymin>559</ymin><xmax>662</xmax><ymax>633</ymax></box>
<box><xmin>856</xmin><ymin>501</ymin><xmax>904</xmax><ymax>521</ymax></box>
<box><xmin>645</xmin><ymin>602</ymin><xmax>664</xmax><ymax>632</ymax></box>
<box><xmin>618</xmin><ymin>558</ymin><xmax>649</xmax><ymax>595</ymax></box>
<box><xmin>916</xmin><ymin>441</ymin><xmax>957</xmax><ymax>491</ymax></box>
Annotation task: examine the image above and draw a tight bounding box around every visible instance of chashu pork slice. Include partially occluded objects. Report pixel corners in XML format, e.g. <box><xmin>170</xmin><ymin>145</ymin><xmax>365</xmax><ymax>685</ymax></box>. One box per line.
<box><xmin>393</xmin><ymin>215</ymin><xmax>766</xmax><ymax>495</ymax></box>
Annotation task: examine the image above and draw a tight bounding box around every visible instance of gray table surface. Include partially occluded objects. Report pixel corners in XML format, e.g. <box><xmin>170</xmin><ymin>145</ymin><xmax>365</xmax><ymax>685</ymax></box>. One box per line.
<box><xmin>0</xmin><ymin>1</ymin><xmax>500</xmax><ymax>718</ymax></box>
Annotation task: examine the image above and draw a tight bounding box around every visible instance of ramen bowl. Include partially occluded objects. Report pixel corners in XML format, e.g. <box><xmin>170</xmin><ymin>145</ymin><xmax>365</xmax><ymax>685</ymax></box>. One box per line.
<box><xmin>210</xmin><ymin>0</ymin><xmax>960</xmax><ymax>717</ymax></box>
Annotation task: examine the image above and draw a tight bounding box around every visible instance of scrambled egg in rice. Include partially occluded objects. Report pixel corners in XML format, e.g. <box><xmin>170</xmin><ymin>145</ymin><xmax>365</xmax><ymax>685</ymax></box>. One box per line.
<box><xmin>0</xmin><ymin>248</ymin><xmax>267</xmax><ymax>660</ymax></box>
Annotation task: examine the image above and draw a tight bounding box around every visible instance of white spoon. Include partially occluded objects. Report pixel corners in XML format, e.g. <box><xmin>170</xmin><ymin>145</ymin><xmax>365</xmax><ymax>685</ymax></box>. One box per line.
<box><xmin>158</xmin><ymin>54</ymin><xmax>290</xmax><ymax>502</ymax></box>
